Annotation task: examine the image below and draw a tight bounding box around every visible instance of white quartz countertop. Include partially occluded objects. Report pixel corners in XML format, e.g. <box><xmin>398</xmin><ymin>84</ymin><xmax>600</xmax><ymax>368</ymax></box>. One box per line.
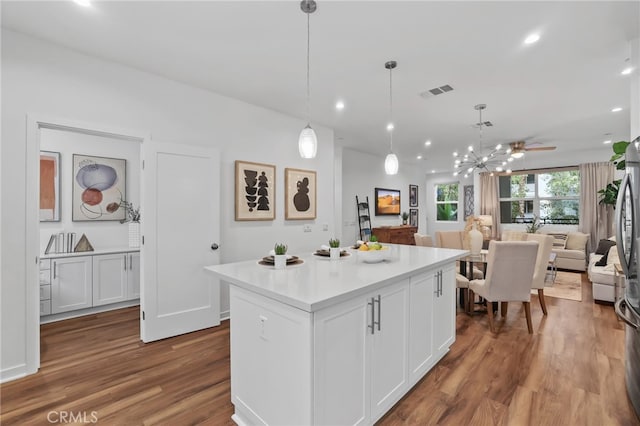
<box><xmin>205</xmin><ymin>244</ymin><xmax>468</xmax><ymax>312</ymax></box>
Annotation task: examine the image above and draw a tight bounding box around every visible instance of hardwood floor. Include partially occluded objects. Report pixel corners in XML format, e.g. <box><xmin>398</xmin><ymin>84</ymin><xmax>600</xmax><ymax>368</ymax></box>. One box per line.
<box><xmin>1</xmin><ymin>273</ymin><xmax>639</xmax><ymax>425</ymax></box>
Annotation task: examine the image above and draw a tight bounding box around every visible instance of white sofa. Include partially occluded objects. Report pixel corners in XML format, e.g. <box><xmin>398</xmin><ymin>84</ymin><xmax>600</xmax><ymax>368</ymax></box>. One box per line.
<box><xmin>502</xmin><ymin>230</ymin><xmax>589</xmax><ymax>272</ymax></box>
<box><xmin>587</xmin><ymin>239</ymin><xmax>619</xmax><ymax>303</ymax></box>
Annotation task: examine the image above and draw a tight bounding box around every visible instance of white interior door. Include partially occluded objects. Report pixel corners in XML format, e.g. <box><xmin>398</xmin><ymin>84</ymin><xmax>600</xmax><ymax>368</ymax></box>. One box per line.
<box><xmin>141</xmin><ymin>141</ymin><xmax>221</xmax><ymax>342</ymax></box>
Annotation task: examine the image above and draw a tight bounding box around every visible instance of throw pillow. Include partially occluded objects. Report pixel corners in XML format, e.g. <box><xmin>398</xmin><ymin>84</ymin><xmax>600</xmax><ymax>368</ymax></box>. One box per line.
<box><xmin>566</xmin><ymin>232</ymin><xmax>590</xmax><ymax>251</ymax></box>
<box><xmin>603</xmin><ymin>246</ymin><xmax>621</xmax><ymax>271</ymax></box>
<box><xmin>595</xmin><ymin>239</ymin><xmax>616</xmax><ymax>255</ymax></box>
<box><xmin>547</xmin><ymin>233</ymin><xmax>568</xmax><ymax>249</ymax></box>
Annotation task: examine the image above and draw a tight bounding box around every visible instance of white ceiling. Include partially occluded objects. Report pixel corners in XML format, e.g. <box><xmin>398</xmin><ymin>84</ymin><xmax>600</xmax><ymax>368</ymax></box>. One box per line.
<box><xmin>2</xmin><ymin>1</ymin><xmax>638</xmax><ymax>173</ymax></box>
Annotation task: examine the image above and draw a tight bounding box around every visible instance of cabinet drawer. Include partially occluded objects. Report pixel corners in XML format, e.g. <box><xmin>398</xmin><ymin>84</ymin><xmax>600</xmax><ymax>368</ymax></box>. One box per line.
<box><xmin>40</xmin><ymin>285</ymin><xmax>51</xmax><ymax>301</ymax></box>
<box><xmin>40</xmin><ymin>300</ymin><xmax>51</xmax><ymax>315</ymax></box>
<box><xmin>40</xmin><ymin>269</ymin><xmax>51</xmax><ymax>285</ymax></box>
<box><xmin>40</xmin><ymin>259</ymin><xmax>51</xmax><ymax>271</ymax></box>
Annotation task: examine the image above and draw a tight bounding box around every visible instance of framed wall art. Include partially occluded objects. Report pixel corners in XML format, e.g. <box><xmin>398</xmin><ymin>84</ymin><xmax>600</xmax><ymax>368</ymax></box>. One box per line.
<box><xmin>40</xmin><ymin>151</ymin><xmax>61</xmax><ymax>222</ymax></box>
<box><xmin>374</xmin><ymin>187</ymin><xmax>400</xmax><ymax>216</ymax></box>
<box><xmin>235</xmin><ymin>160</ymin><xmax>276</xmax><ymax>221</ymax></box>
<box><xmin>72</xmin><ymin>154</ymin><xmax>126</xmax><ymax>221</ymax></box>
<box><xmin>285</xmin><ymin>168</ymin><xmax>316</xmax><ymax>220</ymax></box>
<box><xmin>410</xmin><ymin>208</ymin><xmax>419</xmax><ymax>227</ymax></box>
<box><xmin>409</xmin><ymin>184</ymin><xmax>418</xmax><ymax>207</ymax></box>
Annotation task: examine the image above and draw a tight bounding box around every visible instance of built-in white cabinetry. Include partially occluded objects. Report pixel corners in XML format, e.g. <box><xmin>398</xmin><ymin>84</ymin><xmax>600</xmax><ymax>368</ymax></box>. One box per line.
<box><xmin>433</xmin><ymin>266</ymin><xmax>456</xmax><ymax>357</ymax></box>
<box><xmin>41</xmin><ymin>249</ymin><xmax>140</xmax><ymax>318</ymax></box>
<box><xmin>51</xmin><ymin>256</ymin><xmax>93</xmax><ymax>314</ymax></box>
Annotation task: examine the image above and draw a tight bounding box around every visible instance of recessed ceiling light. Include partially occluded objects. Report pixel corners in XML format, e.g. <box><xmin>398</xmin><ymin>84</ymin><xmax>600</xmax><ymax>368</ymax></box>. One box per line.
<box><xmin>335</xmin><ymin>100</ymin><xmax>345</xmax><ymax>110</ymax></box>
<box><xmin>453</xmin><ymin>152</ymin><xmax>458</xmax><ymax>157</ymax></box>
<box><xmin>417</xmin><ymin>155</ymin><xmax>423</xmax><ymax>160</ymax></box>
<box><xmin>603</xmin><ymin>140</ymin><xmax>612</xmax><ymax>144</ymax></box>
<box><xmin>431</xmin><ymin>170</ymin><xmax>435</xmax><ymax>174</ymax></box>
<box><xmin>425</xmin><ymin>140</ymin><xmax>432</xmax><ymax>146</ymax></box>
<box><xmin>611</xmin><ymin>107</ymin><xmax>623</xmax><ymax>112</ymax></box>
<box><xmin>524</xmin><ymin>33</ymin><xmax>540</xmax><ymax>45</ymax></box>
<box><xmin>621</xmin><ymin>67</ymin><xmax>633</xmax><ymax>76</ymax></box>
<box><xmin>73</xmin><ymin>0</ymin><xmax>91</xmax><ymax>6</ymax></box>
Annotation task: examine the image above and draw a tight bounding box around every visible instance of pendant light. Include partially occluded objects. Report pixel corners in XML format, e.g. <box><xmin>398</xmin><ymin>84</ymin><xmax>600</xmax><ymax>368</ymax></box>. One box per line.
<box><xmin>298</xmin><ymin>0</ymin><xmax>317</xmax><ymax>159</ymax></box>
<box><xmin>384</xmin><ymin>60</ymin><xmax>399</xmax><ymax>175</ymax></box>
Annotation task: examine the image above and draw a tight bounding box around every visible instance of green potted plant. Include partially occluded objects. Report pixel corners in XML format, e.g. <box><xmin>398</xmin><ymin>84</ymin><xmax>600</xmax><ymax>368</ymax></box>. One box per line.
<box><xmin>329</xmin><ymin>238</ymin><xmax>340</xmax><ymax>260</ymax></box>
<box><xmin>598</xmin><ymin>140</ymin><xmax>631</xmax><ymax>207</ymax></box>
<box><xmin>274</xmin><ymin>243</ymin><xmax>288</xmax><ymax>269</ymax></box>
<box><xmin>401</xmin><ymin>211</ymin><xmax>409</xmax><ymax>225</ymax></box>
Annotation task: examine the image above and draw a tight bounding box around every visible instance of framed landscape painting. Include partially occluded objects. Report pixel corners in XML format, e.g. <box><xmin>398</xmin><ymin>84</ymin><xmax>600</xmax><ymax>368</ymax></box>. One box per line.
<box><xmin>235</xmin><ymin>160</ymin><xmax>276</xmax><ymax>221</ymax></box>
<box><xmin>375</xmin><ymin>187</ymin><xmax>400</xmax><ymax>215</ymax></box>
<box><xmin>72</xmin><ymin>154</ymin><xmax>126</xmax><ymax>221</ymax></box>
<box><xmin>285</xmin><ymin>168</ymin><xmax>316</xmax><ymax>220</ymax></box>
<box><xmin>40</xmin><ymin>151</ymin><xmax>61</xmax><ymax>222</ymax></box>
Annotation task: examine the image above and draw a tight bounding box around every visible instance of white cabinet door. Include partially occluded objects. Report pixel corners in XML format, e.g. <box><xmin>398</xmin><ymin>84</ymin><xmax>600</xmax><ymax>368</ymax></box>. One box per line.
<box><xmin>370</xmin><ymin>280</ymin><xmax>410</xmax><ymax>421</ymax></box>
<box><xmin>409</xmin><ymin>271</ymin><xmax>435</xmax><ymax>384</ymax></box>
<box><xmin>51</xmin><ymin>256</ymin><xmax>92</xmax><ymax>314</ymax></box>
<box><xmin>433</xmin><ymin>265</ymin><xmax>456</xmax><ymax>357</ymax></box>
<box><xmin>314</xmin><ymin>294</ymin><xmax>370</xmax><ymax>426</ymax></box>
<box><xmin>93</xmin><ymin>254</ymin><xmax>128</xmax><ymax>306</ymax></box>
<box><xmin>127</xmin><ymin>252</ymin><xmax>140</xmax><ymax>299</ymax></box>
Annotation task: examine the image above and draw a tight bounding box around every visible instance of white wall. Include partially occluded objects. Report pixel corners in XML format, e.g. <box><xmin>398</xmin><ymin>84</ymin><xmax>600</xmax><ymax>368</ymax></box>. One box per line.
<box><xmin>1</xmin><ymin>30</ymin><xmax>336</xmax><ymax>380</ymax></box>
<box><xmin>39</xmin><ymin>128</ymin><xmax>141</xmax><ymax>252</ymax></box>
<box><xmin>341</xmin><ymin>148</ymin><xmax>427</xmax><ymax>243</ymax></box>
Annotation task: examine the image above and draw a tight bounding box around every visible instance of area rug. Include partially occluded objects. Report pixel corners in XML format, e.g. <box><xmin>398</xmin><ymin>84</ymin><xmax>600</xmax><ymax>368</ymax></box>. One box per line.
<box><xmin>532</xmin><ymin>271</ymin><xmax>582</xmax><ymax>301</ymax></box>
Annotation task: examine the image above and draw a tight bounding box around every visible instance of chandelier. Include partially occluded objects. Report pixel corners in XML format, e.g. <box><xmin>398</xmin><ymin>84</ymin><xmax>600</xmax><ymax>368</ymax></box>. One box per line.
<box><xmin>452</xmin><ymin>104</ymin><xmax>513</xmax><ymax>177</ymax></box>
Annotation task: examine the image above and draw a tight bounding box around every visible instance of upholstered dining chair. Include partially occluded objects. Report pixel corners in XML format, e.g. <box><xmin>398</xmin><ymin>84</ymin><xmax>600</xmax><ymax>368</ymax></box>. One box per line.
<box><xmin>414</xmin><ymin>233</ymin><xmax>434</xmax><ymax>247</ymax></box>
<box><xmin>468</xmin><ymin>240</ymin><xmax>539</xmax><ymax>333</ymax></box>
<box><xmin>525</xmin><ymin>233</ymin><xmax>554</xmax><ymax>315</ymax></box>
<box><xmin>456</xmin><ymin>273</ymin><xmax>471</xmax><ymax>313</ymax></box>
<box><xmin>435</xmin><ymin>230</ymin><xmax>484</xmax><ymax>279</ymax></box>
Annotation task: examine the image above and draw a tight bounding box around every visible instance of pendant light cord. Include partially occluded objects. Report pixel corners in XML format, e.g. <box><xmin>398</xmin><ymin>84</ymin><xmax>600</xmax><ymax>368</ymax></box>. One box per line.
<box><xmin>306</xmin><ymin>11</ymin><xmax>311</xmax><ymax>125</ymax></box>
<box><xmin>389</xmin><ymin>65</ymin><xmax>393</xmax><ymax>152</ymax></box>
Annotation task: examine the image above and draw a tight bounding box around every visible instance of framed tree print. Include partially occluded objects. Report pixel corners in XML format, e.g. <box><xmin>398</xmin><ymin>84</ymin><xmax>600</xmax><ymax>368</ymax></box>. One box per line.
<box><xmin>409</xmin><ymin>184</ymin><xmax>418</xmax><ymax>207</ymax></box>
<box><xmin>285</xmin><ymin>168</ymin><xmax>316</xmax><ymax>220</ymax></box>
<box><xmin>410</xmin><ymin>208</ymin><xmax>419</xmax><ymax>227</ymax></box>
<box><xmin>72</xmin><ymin>154</ymin><xmax>126</xmax><ymax>221</ymax></box>
<box><xmin>235</xmin><ymin>160</ymin><xmax>276</xmax><ymax>221</ymax></box>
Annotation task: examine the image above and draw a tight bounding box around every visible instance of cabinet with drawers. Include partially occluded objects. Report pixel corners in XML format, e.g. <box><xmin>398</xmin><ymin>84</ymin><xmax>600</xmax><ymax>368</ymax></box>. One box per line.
<box><xmin>371</xmin><ymin>226</ymin><xmax>417</xmax><ymax>245</ymax></box>
<box><xmin>40</xmin><ymin>249</ymin><xmax>140</xmax><ymax>317</ymax></box>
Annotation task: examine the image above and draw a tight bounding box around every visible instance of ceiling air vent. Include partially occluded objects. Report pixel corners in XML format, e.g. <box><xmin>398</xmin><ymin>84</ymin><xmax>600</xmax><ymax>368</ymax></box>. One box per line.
<box><xmin>419</xmin><ymin>84</ymin><xmax>454</xmax><ymax>99</ymax></box>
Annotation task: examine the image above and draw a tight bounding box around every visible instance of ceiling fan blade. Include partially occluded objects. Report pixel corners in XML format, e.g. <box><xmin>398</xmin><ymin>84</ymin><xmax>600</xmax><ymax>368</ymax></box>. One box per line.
<box><xmin>525</xmin><ymin>146</ymin><xmax>556</xmax><ymax>151</ymax></box>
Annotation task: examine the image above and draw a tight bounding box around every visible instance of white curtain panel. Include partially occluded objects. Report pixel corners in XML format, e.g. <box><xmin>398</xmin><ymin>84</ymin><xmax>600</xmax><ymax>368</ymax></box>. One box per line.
<box><xmin>579</xmin><ymin>162</ymin><xmax>615</xmax><ymax>253</ymax></box>
<box><xmin>479</xmin><ymin>172</ymin><xmax>501</xmax><ymax>238</ymax></box>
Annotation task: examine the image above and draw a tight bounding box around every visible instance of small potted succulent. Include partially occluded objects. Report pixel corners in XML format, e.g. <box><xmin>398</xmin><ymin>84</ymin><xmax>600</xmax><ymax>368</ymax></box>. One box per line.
<box><xmin>329</xmin><ymin>238</ymin><xmax>341</xmax><ymax>260</ymax></box>
<box><xmin>401</xmin><ymin>211</ymin><xmax>409</xmax><ymax>225</ymax></box>
<box><xmin>274</xmin><ymin>243</ymin><xmax>288</xmax><ymax>269</ymax></box>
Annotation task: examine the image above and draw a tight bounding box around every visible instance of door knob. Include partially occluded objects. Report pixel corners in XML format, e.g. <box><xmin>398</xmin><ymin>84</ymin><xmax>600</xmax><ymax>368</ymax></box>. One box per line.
<box><xmin>211</xmin><ymin>243</ymin><xmax>219</xmax><ymax>250</ymax></box>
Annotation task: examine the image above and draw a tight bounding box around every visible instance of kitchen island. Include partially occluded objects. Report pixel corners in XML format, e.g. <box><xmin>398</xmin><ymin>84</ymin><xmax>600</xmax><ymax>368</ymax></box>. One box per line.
<box><xmin>205</xmin><ymin>244</ymin><xmax>467</xmax><ymax>425</ymax></box>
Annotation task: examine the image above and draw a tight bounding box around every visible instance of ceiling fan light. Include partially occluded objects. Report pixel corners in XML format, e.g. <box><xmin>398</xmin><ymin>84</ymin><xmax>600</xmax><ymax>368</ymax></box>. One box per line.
<box><xmin>495</xmin><ymin>144</ymin><xmax>502</xmax><ymax>150</ymax></box>
<box><xmin>298</xmin><ymin>125</ymin><xmax>317</xmax><ymax>158</ymax></box>
<box><xmin>385</xmin><ymin>153</ymin><xmax>399</xmax><ymax>175</ymax></box>
<box><xmin>511</xmin><ymin>151</ymin><xmax>525</xmax><ymax>159</ymax></box>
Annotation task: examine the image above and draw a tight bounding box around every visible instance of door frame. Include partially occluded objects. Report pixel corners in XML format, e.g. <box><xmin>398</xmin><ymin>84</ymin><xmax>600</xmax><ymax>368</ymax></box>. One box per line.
<box><xmin>25</xmin><ymin>114</ymin><xmax>148</xmax><ymax>376</ymax></box>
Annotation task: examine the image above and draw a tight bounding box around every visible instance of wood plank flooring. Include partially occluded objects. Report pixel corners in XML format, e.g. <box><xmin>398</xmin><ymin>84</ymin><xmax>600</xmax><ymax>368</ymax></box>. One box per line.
<box><xmin>1</xmin><ymin>273</ymin><xmax>639</xmax><ymax>425</ymax></box>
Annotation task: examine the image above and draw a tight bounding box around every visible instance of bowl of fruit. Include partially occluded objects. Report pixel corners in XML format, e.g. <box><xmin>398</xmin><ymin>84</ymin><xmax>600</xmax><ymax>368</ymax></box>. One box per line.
<box><xmin>356</xmin><ymin>239</ymin><xmax>391</xmax><ymax>263</ymax></box>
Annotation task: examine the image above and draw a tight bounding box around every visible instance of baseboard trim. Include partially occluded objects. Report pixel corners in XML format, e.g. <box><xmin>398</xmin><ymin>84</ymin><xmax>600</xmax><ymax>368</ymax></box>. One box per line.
<box><xmin>220</xmin><ymin>309</ymin><xmax>230</xmax><ymax>321</ymax></box>
<box><xmin>40</xmin><ymin>300</ymin><xmax>140</xmax><ymax>324</ymax></box>
<box><xmin>0</xmin><ymin>363</ymin><xmax>32</xmax><ymax>384</ymax></box>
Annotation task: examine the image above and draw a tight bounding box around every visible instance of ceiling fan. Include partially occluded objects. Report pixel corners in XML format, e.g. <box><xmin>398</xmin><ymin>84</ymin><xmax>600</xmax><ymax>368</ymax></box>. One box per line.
<box><xmin>509</xmin><ymin>140</ymin><xmax>556</xmax><ymax>158</ymax></box>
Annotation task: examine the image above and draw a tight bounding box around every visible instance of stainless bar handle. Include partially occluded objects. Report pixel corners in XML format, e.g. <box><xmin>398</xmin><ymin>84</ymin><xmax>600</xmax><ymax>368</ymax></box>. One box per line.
<box><xmin>439</xmin><ymin>271</ymin><xmax>443</xmax><ymax>296</ymax></box>
<box><xmin>615</xmin><ymin>298</ymin><xmax>639</xmax><ymax>330</ymax></box>
<box><xmin>53</xmin><ymin>261</ymin><xmax>57</xmax><ymax>279</ymax></box>
<box><xmin>129</xmin><ymin>254</ymin><xmax>133</xmax><ymax>270</ymax></box>
<box><xmin>616</xmin><ymin>174</ymin><xmax>631</xmax><ymax>278</ymax></box>
<box><xmin>368</xmin><ymin>298</ymin><xmax>375</xmax><ymax>334</ymax></box>
<box><xmin>124</xmin><ymin>254</ymin><xmax>127</xmax><ymax>271</ymax></box>
<box><xmin>434</xmin><ymin>273</ymin><xmax>439</xmax><ymax>296</ymax></box>
<box><xmin>375</xmin><ymin>295</ymin><xmax>381</xmax><ymax>331</ymax></box>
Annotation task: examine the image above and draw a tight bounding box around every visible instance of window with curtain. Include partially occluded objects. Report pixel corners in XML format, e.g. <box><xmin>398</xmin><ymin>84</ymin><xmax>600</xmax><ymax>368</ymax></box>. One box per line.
<box><xmin>498</xmin><ymin>169</ymin><xmax>580</xmax><ymax>224</ymax></box>
<box><xmin>435</xmin><ymin>182</ymin><xmax>459</xmax><ymax>221</ymax></box>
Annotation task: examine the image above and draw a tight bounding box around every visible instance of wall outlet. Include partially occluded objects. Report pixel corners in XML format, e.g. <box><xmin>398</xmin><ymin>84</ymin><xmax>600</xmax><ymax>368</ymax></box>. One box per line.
<box><xmin>303</xmin><ymin>225</ymin><xmax>312</xmax><ymax>233</ymax></box>
<box><xmin>322</xmin><ymin>223</ymin><xmax>329</xmax><ymax>231</ymax></box>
